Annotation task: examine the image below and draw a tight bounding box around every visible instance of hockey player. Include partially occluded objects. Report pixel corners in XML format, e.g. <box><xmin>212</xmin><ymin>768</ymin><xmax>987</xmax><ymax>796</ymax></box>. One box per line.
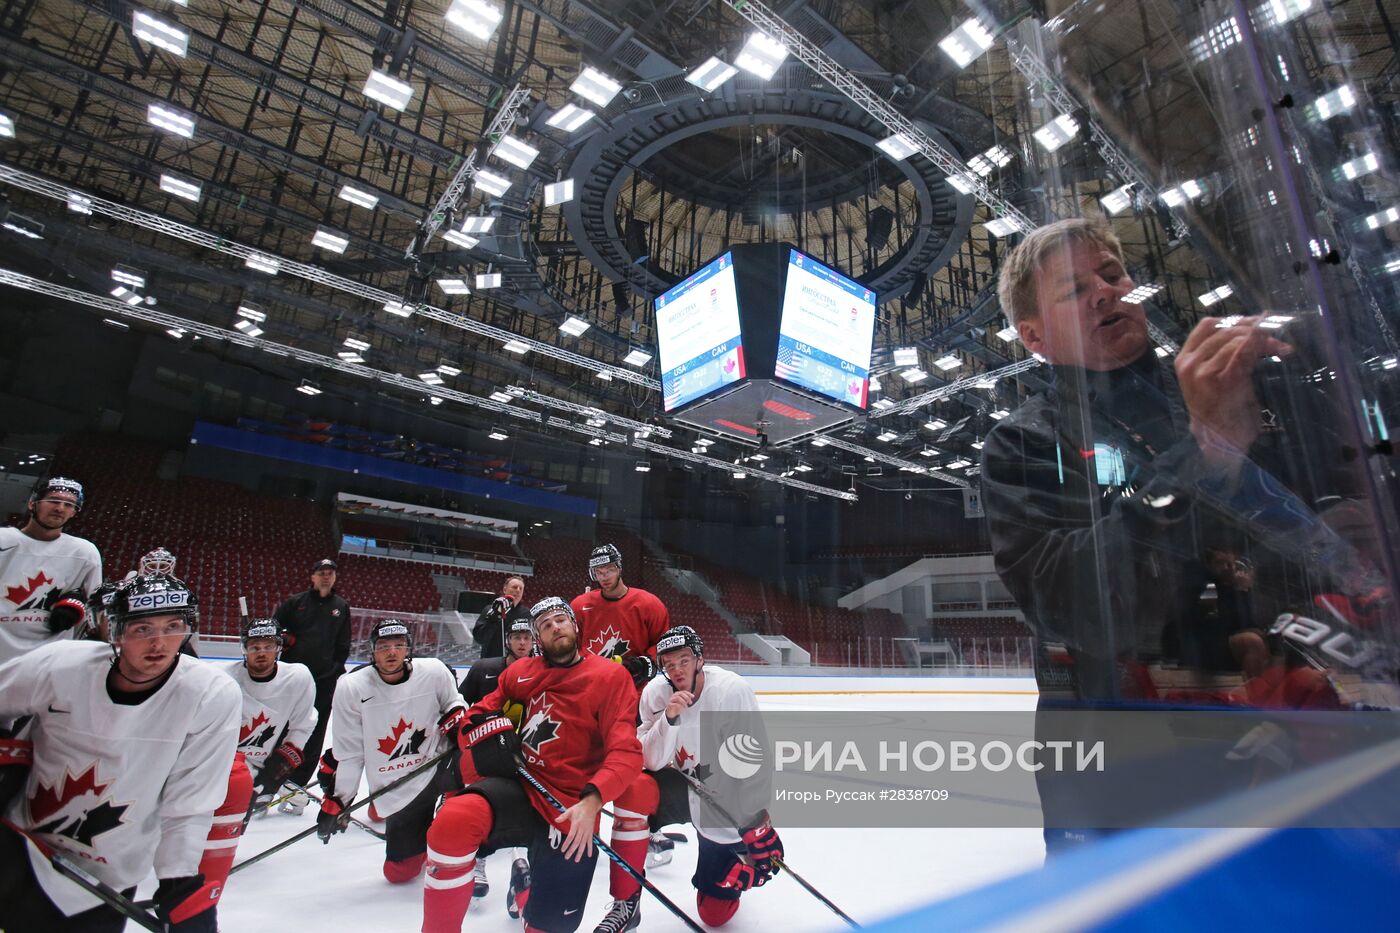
<box><xmin>638</xmin><ymin>626</ymin><xmax>784</xmax><ymax>927</ymax></box>
<box><xmin>223</xmin><ymin>618</ymin><xmax>317</xmax><ymax>811</ymax></box>
<box><xmin>570</xmin><ymin>544</ymin><xmax>670</xmax><ymax>687</ymax></box>
<box><xmin>422</xmin><ymin>596</ymin><xmax>659</xmax><ymax>933</ymax></box>
<box><xmin>317</xmin><ymin>618</ymin><xmax>465</xmax><ymax>884</ymax></box>
<box><xmin>0</xmin><ymin>476</ymin><xmax>102</xmax><ymax>664</ymax></box>
<box><xmin>457</xmin><ymin>617</ymin><xmax>536</xmax><ymax>907</ymax></box>
<box><xmin>0</xmin><ymin>571</ymin><xmax>241</xmax><ymax>931</ymax></box>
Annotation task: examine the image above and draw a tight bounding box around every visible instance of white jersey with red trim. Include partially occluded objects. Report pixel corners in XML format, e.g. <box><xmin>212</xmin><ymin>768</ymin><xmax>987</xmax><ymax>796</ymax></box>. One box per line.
<box><xmin>221</xmin><ymin>659</ymin><xmax>317</xmax><ymax>777</ymax></box>
<box><xmin>330</xmin><ymin>657</ymin><xmax>463</xmax><ymax>818</ymax></box>
<box><xmin>0</xmin><ymin>642</ymin><xmax>240</xmax><ymax>916</ymax></box>
<box><xmin>0</xmin><ymin>526</ymin><xmax>102</xmax><ymax>664</ymax></box>
<box><xmin>637</xmin><ymin>664</ymin><xmax>758</xmax><ymax>844</ymax></box>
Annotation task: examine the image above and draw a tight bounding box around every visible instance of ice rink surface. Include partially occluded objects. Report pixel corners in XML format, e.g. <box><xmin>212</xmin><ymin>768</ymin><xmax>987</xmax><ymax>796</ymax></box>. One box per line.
<box><xmin>205</xmin><ymin>674</ymin><xmax>1043</xmax><ymax>932</ymax></box>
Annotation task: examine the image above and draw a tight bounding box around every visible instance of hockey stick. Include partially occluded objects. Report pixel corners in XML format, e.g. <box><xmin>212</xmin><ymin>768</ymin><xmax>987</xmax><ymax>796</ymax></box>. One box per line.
<box><xmin>230</xmin><ymin>744</ymin><xmax>454</xmax><ymax>875</ymax></box>
<box><xmin>285</xmin><ymin>781</ymin><xmax>388</xmax><ymax>839</ymax></box>
<box><xmin>513</xmin><ymin>761</ymin><xmax>706</xmax><ymax>933</ymax></box>
<box><xmin>1</xmin><ymin>817</ymin><xmax>164</xmax><ymax>932</ymax></box>
<box><xmin>670</xmin><ymin>766</ymin><xmax>862</xmax><ymax>929</ymax></box>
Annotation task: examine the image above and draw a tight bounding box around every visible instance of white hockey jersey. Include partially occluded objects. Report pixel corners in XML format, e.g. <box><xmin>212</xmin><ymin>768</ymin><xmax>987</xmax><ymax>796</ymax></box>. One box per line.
<box><xmin>0</xmin><ymin>526</ymin><xmax>102</xmax><ymax>664</ymax></box>
<box><xmin>0</xmin><ymin>642</ymin><xmax>240</xmax><ymax>916</ymax></box>
<box><xmin>221</xmin><ymin>659</ymin><xmax>318</xmax><ymax>777</ymax></box>
<box><xmin>330</xmin><ymin>658</ymin><xmax>463</xmax><ymax>818</ymax></box>
<box><xmin>638</xmin><ymin>664</ymin><xmax>760</xmax><ymax>844</ymax></box>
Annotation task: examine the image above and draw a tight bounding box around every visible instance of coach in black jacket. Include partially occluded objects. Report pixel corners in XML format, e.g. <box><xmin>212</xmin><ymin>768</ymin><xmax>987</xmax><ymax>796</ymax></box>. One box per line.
<box><xmin>470</xmin><ymin>574</ymin><xmax>529</xmax><ymax>658</ymax></box>
<box><xmin>274</xmin><ymin>558</ymin><xmax>352</xmax><ymax>786</ymax></box>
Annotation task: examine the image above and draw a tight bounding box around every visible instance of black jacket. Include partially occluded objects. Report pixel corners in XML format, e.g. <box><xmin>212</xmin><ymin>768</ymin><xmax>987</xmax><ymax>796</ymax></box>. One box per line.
<box><xmin>470</xmin><ymin>600</ymin><xmax>530</xmax><ymax>659</ymax></box>
<box><xmin>981</xmin><ymin>350</ymin><xmax>1368</xmax><ymax>700</ymax></box>
<box><xmin>274</xmin><ymin>589</ymin><xmax>352</xmax><ymax>683</ymax></box>
<box><xmin>459</xmin><ymin>655</ymin><xmax>510</xmax><ymax>705</ymax></box>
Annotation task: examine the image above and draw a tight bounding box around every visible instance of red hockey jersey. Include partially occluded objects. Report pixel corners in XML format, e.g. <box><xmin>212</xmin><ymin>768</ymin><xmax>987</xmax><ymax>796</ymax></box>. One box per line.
<box><xmin>570</xmin><ymin>587</ymin><xmax>670</xmax><ymax>660</ymax></box>
<box><xmin>465</xmin><ymin>653</ymin><xmax>642</xmax><ymax>822</ymax></box>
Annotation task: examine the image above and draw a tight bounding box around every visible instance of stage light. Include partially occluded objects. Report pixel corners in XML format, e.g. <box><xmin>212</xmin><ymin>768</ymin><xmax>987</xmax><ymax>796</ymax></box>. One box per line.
<box><xmin>1155</xmin><ymin>346</ymin><xmax>1171</xmax><ymax>358</ymax></box>
<box><xmin>899</xmin><ymin>368</ymin><xmax>928</xmax><ymax>384</ymax></box>
<box><xmin>735</xmin><ymin>32</ymin><xmax>788</xmax><ymax>80</ymax></box>
<box><xmin>868</xmin><ymin>374</ymin><xmax>882</xmax><ymax>393</ymax></box>
<box><xmin>1032</xmin><ymin>113</ymin><xmax>1079</xmax><ymax>152</ymax></box>
<box><xmin>545</xmin><ymin>103</ymin><xmax>595</xmax><ymax>132</ymax></box>
<box><xmin>446</xmin><ymin>0</ymin><xmax>502</xmax><ymax>40</ymax></box>
<box><xmin>872</xmin><ymin>398</ymin><xmax>895</xmax><ymax>410</ymax></box>
<box><xmin>488</xmin><ymin>427</ymin><xmax>509</xmax><ymax>440</ymax></box>
<box><xmin>429</xmin><ymin>396</ymin><xmax>443</xmax><ymax>406</ymax></box>
<box><xmin>876</xmin><ymin>431</ymin><xmax>898</xmax><ymax>443</ymax></box>
<box><xmin>236</xmin><ymin>303</ymin><xmax>266</xmax><ymax>322</ymax></box>
<box><xmin>624</xmin><ymin>349</ymin><xmax>652</xmax><ymax>366</ymax></box>
<box><xmin>1338</xmin><ymin>152</ymin><xmax>1380</xmax><ymax>180</ymax></box>
<box><xmin>635</xmin><ymin>461</ymin><xmax>651</xmax><ymax>472</ymax></box>
<box><xmin>489</xmin><ymin>391</ymin><xmax>513</xmax><ymax>403</ymax></box>
<box><xmin>919</xmin><ymin>447</ymin><xmax>938</xmax><ymax>458</ymax></box>
<box><xmin>436</xmin><ymin>277</ymin><xmax>470</xmax><ymax>295</ymax></box>
<box><xmin>984</xmin><ymin>216</ymin><xmax>1022</xmax><ymax>237</ymax></box>
<box><xmin>296</xmin><ymin>381</ymin><xmax>322</xmax><ymax>396</ymax></box>
<box><xmin>165</xmin><ymin>327</ymin><xmax>186</xmax><ymax>339</ymax></box>
<box><xmin>338</xmin><ymin>185</ymin><xmax>379</xmax><ymax>209</ymax></box>
<box><xmin>337</xmin><ymin>351</ymin><xmax>364</xmax><ymax>362</ymax></box>
<box><xmin>559</xmin><ymin>316</ymin><xmax>590</xmax><ymax>336</ymax></box>
<box><xmin>1197</xmin><ymin>284</ymin><xmax>1234</xmax><ymax>307</ymax></box>
<box><xmin>1263</xmin><ymin>0</ymin><xmax>1313</xmax><ymax>25</ymax></box>
<box><xmin>343</xmin><ymin>336</ymin><xmax>370</xmax><ymax>351</ymax></box>
<box><xmin>1365</xmin><ymin>207</ymin><xmax>1398</xmax><ymax>230</ymax></box>
<box><xmin>687</xmin><ymin>57</ymin><xmax>738</xmax><ymax>92</ymax></box>
<box><xmin>590</xmin><ymin>438</ymin><xmax>604</xmax><ymax>446</ymax></box>
<box><xmin>492</xmin><ymin>135</ymin><xmax>539</xmax><ymax>170</ymax></box>
<box><xmin>132</xmin><ymin>11</ymin><xmax>188</xmax><ymax>56</ymax></box>
<box><xmin>1122</xmin><ymin>283</ymin><xmax>1164</xmax><ymax>304</ymax></box>
<box><xmin>938</xmin><ymin>17</ymin><xmax>995</xmax><ymax>68</ymax></box>
<box><xmin>383</xmin><ymin>300</ymin><xmax>414</xmax><ymax>317</ymax></box>
<box><xmin>990</xmin><ymin>409</ymin><xmax>1009</xmax><ymax>420</ymax></box>
<box><xmin>312</xmin><ymin>228</ymin><xmax>349</xmax><ymax>253</ymax></box>
<box><xmin>810</xmin><ymin>437</ymin><xmax>830</xmax><ymax>447</ymax></box>
<box><xmin>442</xmin><ymin>230</ymin><xmax>479</xmax><ymax>249</ymax></box>
<box><xmin>109</xmin><ymin>286</ymin><xmax>142</xmax><ymax>305</ymax></box>
<box><xmin>233</xmin><ymin>318</ymin><xmax>263</xmax><ymax>335</ymax></box>
<box><xmin>570</xmin><ymin>67</ymin><xmax>622</xmax><ymax>107</ymax></box>
<box><xmin>544</xmin><ymin>179</ymin><xmax>575</xmax><ymax>206</ymax></box>
<box><xmin>67</xmin><ymin>193</ymin><xmax>93</xmax><ymax>214</ymax></box>
<box><xmin>1100</xmin><ymin>183</ymin><xmax>1135</xmax><ymax>215</ymax></box>
<box><xmin>1310</xmin><ymin>85</ymin><xmax>1356</xmax><ymax>121</ymax></box>
<box><xmin>595</xmin><ymin>371</ymin><xmax>613</xmax><ymax>381</ymax></box>
<box><xmin>476</xmin><ymin>272</ymin><xmax>502</xmax><ymax>289</ymax></box>
<box><xmin>503</xmin><ymin>339</ymin><xmax>529</xmax><ymax>354</ymax></box>
<box><xmin>876</xmin><ymin>133</ymin><xmax>919</xmax><ymax>160</ymax></box>
<box><xmin>1159</xmin><ymin>179</ymin><xmax>1203</xmax><ymax>207</ymax></box>
<box><xmin>102</xmin><ymin>318</ymin><xmax>130</xmax><ymax>330</ymax></box>
<box><xmin>473</xmin><ymin>169</ymin><xmax>511</xmax><ymax>197</ymax></box>
<box><xmin>893</xmin><ymin>346</ymin><xmax>919</xmax><ymax>367</ymax></box>
<box><xmin>147</xmin><ymin>102</ymin><xmax>195</xmax><ymax>138</ymax></box>
<box><xmin>924</xmin><ymin>418</ymin><xmax>947</xmax><ymax>431</ymax></box>
<box><xmin>934</xmin><ymin>354</ymin><xmax>961</xmax><ymax>372</ymax></box>
<box><xmin>419</xmin><ymin>371</ymin><xmax>444</xmax><ymax>385</ymax></box>
<box><xmin>437</xmin><ymin>363</ymin><xmax>461</xmax><ymax>376</ymax></box>
<box><xmin>363</xmin><ymin>70</ymin><xmax>414</xmax><ymax>111</ymax></box>
<box><xmin>968</xmin><ymin>144</ymin><xmax>1012</xmax><ymax>176</ymax></box>
<box><xmin>111</xmin><ymin>266</ymin><xmax>146</xmax><ymax>289</ymax></box>
<box><xmin>945</xmin><ymin>172</ymin><xmax>976</xmax><ymax>195</ymax></box>
<box><xmin>159</xmin><ymin>174</ymin><xmax>201</xmax><ymax>202</ymax></box>
<box><xmin>461</xmin><ymin>215</ymin><xmax>496</xmax><ymax>234</ymax></box>
<box><xmin>995</xmin><ymin>324</ymin><xmax>1018</xmax><ymax>342</ymax></box>
<box><xmin>245</xmin><ymin>254</ymin><xmax>280</xmax><ymax>275</ymax></box>
<box><xmin>0</xmin><ymin>113</ymin><xmax>13</xmax><ymax>137</ymax></box>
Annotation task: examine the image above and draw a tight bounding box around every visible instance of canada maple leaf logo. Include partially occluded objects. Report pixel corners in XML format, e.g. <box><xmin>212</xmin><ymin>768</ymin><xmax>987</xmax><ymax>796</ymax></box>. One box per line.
<box><xmin>28</xmin><ymin>764</ymin><xmax>129</xmax><ymax>850</ymax></box>
<box><xmin>675</xmin><ymin>746</ymin><xmax>695</xmax><ymax>769</ymax></box>
<box><xmin>377</xmin><ymin>718</ymin><xmax>427</xmax><ymax>761</ymax></box>
<box><xmin>239</xmin><ymin>711</ymin><xmax>276</xmax><ymax>749</ymax></box>
<box><xmin>587</xmin><ymin>626</ymin><xmax>630</xmax><ymax>660</ymax></box>
<box><xmin>5</xmin><ymin>571</ymin><xmax>55</xmax><ymax>608</ymax></box>
<box><xmin>519</xmin><ymin>693</ymin><xmax>561</xmax><ymax>754</ymax></box>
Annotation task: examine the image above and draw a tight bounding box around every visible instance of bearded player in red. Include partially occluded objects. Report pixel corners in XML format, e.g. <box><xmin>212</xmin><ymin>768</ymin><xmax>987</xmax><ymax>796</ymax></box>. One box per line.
<box><xmin>422</xmin><ymin>597</ymin><xmax>659</xmax><ymax>933</ymax></box>
<box><xmin>571</xmin><ymin>544</ymin><xmax>669</xmax><ymax>686</ymax></box>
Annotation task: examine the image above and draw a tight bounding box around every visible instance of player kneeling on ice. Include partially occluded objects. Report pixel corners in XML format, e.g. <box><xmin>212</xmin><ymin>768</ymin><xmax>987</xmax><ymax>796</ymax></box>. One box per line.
<box><xmin>224</xmin><ymin>618</ymin><xmax>317</xmax><ymax>814</ymax></box>
<box><xmin>317</xmin><ymin>619</ymin><xmax>465</xmax><ymax>884</ymax></box>
<box><xmin>639</xmin><ymin>626</ymin><xmax>784</xmax><ymax>928</ymax></box>
<box><xmin>423</xmin><ymin>596</ymin><xmax>659</xmax><ymax>933</ymax></box>
<box><xmin>0</xmin><ymin>571</ymin><xmax>242</xmax><ymax>931</ymax></box>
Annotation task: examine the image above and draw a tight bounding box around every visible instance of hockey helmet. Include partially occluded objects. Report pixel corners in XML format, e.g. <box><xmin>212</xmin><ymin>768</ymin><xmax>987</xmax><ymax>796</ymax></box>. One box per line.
<box><xmin>529</xmin><ymin>596</ymin><xmax>577</xmax><ymax>631</ymax></box>
<box><xmin>656</xmin><ymin>625</ymin><xmax>704</xmax><ymax>659</ymax></box>
<box><xmin>107</xmin><ymin>573</ymin><xmax>199</xmax><ymax>643</ymax></box>
<box><xmin>369</xmin><ymin>618</ymin><xmax>413</xmax><ymax>654</ymax></box>
<box><xmin>88</xmin><ymin>581</ymin><xmax>120</xmax><ymax>616</ymax></box>
<box><xmin>508</xmin><ymin>618</ymin><xmax>536</xmax><ymax>637</ymax></box>
<box><xmin>29</xmin><ymin>476</ymin><xmax>85</xmax><ymax>512</ymax></box>
<box><xmin>240</xmin><ymin>617</ymin><xmax>283</xmax><ymax>650</ymax></box>
<box><xmin>587</xmin><ymin>543</ymin><xmax>622</xmax><ymax>581</ymax></box>
<box><xmin>139</xmin><ymin>547</ymin><xmax>177</xmax><ymax>576</ymax></box>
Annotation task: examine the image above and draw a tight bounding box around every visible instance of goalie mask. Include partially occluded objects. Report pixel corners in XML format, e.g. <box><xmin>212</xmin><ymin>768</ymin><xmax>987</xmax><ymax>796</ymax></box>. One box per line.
<box><xmin>139</xmin><ymin>547</ymin><xmax>177</xmax><ymax>576</ymax></box>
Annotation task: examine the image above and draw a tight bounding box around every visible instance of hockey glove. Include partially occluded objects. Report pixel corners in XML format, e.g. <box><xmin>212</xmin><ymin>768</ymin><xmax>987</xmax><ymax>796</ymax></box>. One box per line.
<box><xmin>719</xmin><ymin>858</ymin><xmax>764</xmax><ymax>892</ymax></box>
<box><xmin>44</xmin><ymin>589</ymin><xmax>88</xmax><ymax>635</ymax></box>
<box><xmin>154</xmin><ymin>874</ymin><xmax>219</xmax><ymax>925</ymax></box>
<box><xmin>0</xmin><ymin>735</ymin><xmax>33</xmax><ymax>810</ymax></box>
<box><xmin>462</xmin><ymin>710</ymin><xmax>520</xmax><ymax>778</ymax></box>
<box><xmin>438</xmin><ymin>706</ymin><xmax>466</xmax><ymax>737</ymax></box>
<box><xmin>315</xmin><ymin>749</ymin><xmax>338</xmax><ymax>799</ymax></box>
<box><xmin>622</xmin><ymin>654</ymin><xmax>656</xmax><ymax>688</ymax></box>
<box><xmin>740</xmin><ymin>812</ymin><xmax>783</xmax><ymax>882</ymax></box>
<box><xmin>254</xmin><ymin>743</ymin><xmax>303</xmax><ymax>798</ymax></box>
<box><xmin>316</xmin><ymin>796</ymin><xmax>351</xmax><ymax>843</ymax></box>
<box><xmin>490</xmin><ymin>595</ymin><xmax>514</xmax><ymax>617</ymax></box>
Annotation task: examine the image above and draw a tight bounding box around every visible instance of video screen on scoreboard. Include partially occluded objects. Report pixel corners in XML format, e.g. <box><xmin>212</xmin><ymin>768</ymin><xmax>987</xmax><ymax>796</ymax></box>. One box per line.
<box><xmin>655</xmin><ymin>252</ymin><xmax>746</xmax><ymax>412</ymax></box>
<box><xmin>775</xmin><ymin>249</ymin><xmax>876</xmax><ymax>409</ymax></box>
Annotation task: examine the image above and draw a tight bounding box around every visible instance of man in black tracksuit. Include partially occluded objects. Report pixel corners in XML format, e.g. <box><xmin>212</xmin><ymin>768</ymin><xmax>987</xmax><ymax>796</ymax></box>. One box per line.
<box><xmin>470</xmin><ymin>574</ymin><xmax>529</xmax><ymax>658</ymax></box>
<box><xmin>274</xmin><ymin>558</ymin><xmax>352</xmax><ymax>792</ymax></box>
